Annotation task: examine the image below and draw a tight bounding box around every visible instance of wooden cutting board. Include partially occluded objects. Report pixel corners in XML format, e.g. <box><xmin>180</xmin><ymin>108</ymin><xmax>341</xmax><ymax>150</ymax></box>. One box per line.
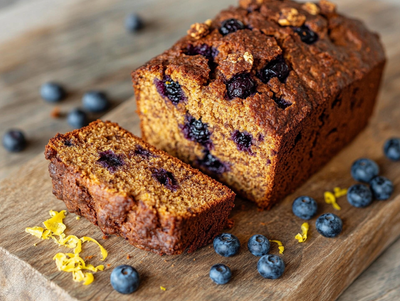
<box><xmin>1</xmin><ymin>0</ymin><xmax>400</xmax><ymax>300</ymax></box>
<box><xmin>2</xmin><ymin>86</ymin><xmax>400</xmax><ymax>301</ymax></box>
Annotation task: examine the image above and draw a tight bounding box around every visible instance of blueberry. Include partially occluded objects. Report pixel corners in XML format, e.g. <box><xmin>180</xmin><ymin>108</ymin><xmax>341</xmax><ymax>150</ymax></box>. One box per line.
<box><xmin>219</xmin><ymin>18</ymin><xmax>245</xmax><ymax>36</ymax></box>
<box><xmin>347</xmin><ymin>184</ymin><xmax>373</xmax><ymax>208</ymax></box>
<box><xmin>292</xmin><ymin>196</ymin><xmax>318</xmax><ymax>220</ymax></box>
<box><xmin>209</xmin><ymin>264</ymin><xmax>232</xmax><ymax>285</ymax></box>
<box><xmin>370</xmin><ymin>176</ymin><xmax>394</xmax><ymax>200</ymax></box>
<box><xmin>316</xmin><ymin>213</ymin><xmax>343</xmax><ymax>238</ymax></box>
<box><xmin>125</xmin><ymin>13</ymin><xmax>144</xmax><ymax>32</ymax></box>
<box><xmin>197</xmin><ymin>151</ymin><xmax>229</xmax><ymax>175</ymax></box>
<box><xmin>247</xmin><ymin>234</ymin><xmax>270</xmax><ymax>256</ymax></box>
<box><xmin>273</xmin><ymin>94</ymin><xmax>292</xmax><ymax>109</ymax></box>
<box><xmin>186</xmin><ymin>44</ymin><xmax>218</xmax><ymax>70</ymax></box>
<box><xmin>180</xmin><ymin>115</ymin><xmax>212</xmax><ymax>149</ymax></box>
<box><xmin>40</xmin><ymin>82</ymin><xmax>66</xmax><ymax>103</ymax></box>
<box><xmin>67</xmin><ymin>108</ymin><xmax>88</xmax><ymax>129</ymax></box>
<box><xmin>132</xmin><ymin>145</ymin><xmax>153</xmax><ymax>158</ymax></box>
<box><xmin>152</xmin><ymin>168</ymin><xmax>179</xmax><ymax>191</ymax></box>
<box><xmin>384</xmin><ymin>138</ymin><xmax>400</xmax><ymax>161</ymax></box>
<box><xmin>213</xmin><ymin>233</ymin><xmax>240</xmax><ymax>257</ymax></box>
<box><xmin>2</xmin><ymin>129</ymin><xmax>27</xmax><ymax>152</ymax></box>
<box><xmin>232</xmin><ymin>130</ymin><xmax>253</xmax><ymax>153</ymax></box>
<box><xmin>110</xmin><ymin>265</ymin><xmax>140</xmax><ymax>294</ymax></box>
<box><xmin>226</xmin><ymin>73</ymin><xmax>256</xmax><ymax>100</ymax></box>
<box><xmin>293</xmin><ymin>26</ymin><xmax>319</xmax><ymax>44</ymax></box>
<box><xmin>82</xmin><ymin>91</ymin><xmax>109</xmax><ymax>113</ymax></box>
<box><xmin>154</xmin><ymin>76</ymin><xmax>186</xmax><ymax>105</ymax></box>
<box><xmin>257</xmin><ymin>255</ymin><xmax>285</xmax><ymax>279</ymax></box>
<box><xmin>258</xmin><ymin>56</ymin><xmax>290</xmax><ymax>84</ymax></box>
<box><xmin>351</xmin><ymin>158</ymin><xmax>380</xmax><ymax>183</ymax></box>
<box><xmin>97</xmin><ymin>150</ymin><xmax>125</xmax><ymax>173</ymax></box>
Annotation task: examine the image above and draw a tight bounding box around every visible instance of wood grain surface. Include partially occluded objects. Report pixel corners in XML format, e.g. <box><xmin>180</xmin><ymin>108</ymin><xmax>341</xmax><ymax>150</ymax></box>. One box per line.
<box><xmin>1</xmin><ymin>0</ymin><xmax>400</xmax><ymax>300</ymax></box>
<box><xmin>2</xmin><ymin>93</ymin><xmax>400</xmax><ymax>300</ymax></box>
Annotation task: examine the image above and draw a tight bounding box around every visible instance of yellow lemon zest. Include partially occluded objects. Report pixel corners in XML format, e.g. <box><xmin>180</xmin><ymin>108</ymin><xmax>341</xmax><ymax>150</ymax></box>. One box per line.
<box><xmin>324</xmin><ymin>191</ymin><xmax>341</xmax><ymax>210</ymax></box>
<box><xmin>269</xmin><ymin>240</ymin><xmax>284</xmax><ymax>254</ymax></box>
<box><xmin>160</xmin><ymin>286</ymin><xmax>167</xmax><ymax>291</ymax></box>
<box><xmin>76</xmin><ymin>216</ymin><xmax>81</xmax><ymax>220</ymax></box>
<box><xmin>81</xmin><ymin>237</ymin><xmax>108</xmax><ymax>261</ymax></box>
<box><xmin>295</xmin><ymin>222</ymin><xmax>309</xmax><ymax>243</ymax></box>
<box><xmin>334</xmin><ymin>187</ymin><xmax>348</xmax><ymax>198</ymax></box>
<box><xmin>43</xmin><ymin>210</ymin><xmax>67</xmax><ymax>236</ymax></box>
<box><xmin>25</xmin><ymin>210</ymin><xmax>108</xmax><ymax>286</ymax></box>
<box><xmin>25</xmin><ymin>226</ymin><xmax>45</xmax><ymax>239</ymax></box>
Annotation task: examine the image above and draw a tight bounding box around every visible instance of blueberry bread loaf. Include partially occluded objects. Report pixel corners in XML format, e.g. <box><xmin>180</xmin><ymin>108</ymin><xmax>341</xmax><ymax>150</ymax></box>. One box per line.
<box><xmin>45</xmin><ymin>120</ymin><xmax>235</xmax><ymax>255</ymax></box>
<box><xmin>132</xmin><ymin>0</ymin><xmax>386</xmax><ymax>209</ymax></box>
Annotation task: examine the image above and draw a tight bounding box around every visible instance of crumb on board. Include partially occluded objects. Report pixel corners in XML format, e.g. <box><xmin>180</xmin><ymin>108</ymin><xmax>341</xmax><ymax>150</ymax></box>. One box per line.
<box><xmin>50</xmin><ymin>106</ymin><xmax>61</xmax><ymax>119</ymax></box>
<box><xmin>260</xmin><ymin>222</ymin><xmax>266</xmax><ymax>226</ymax></box>
<box><xmin>127</xmin><ymin>254</ymin><xmax>131</xmax><ymax>259</ymax></box>
<box><xmin>225</xmin><ymin>218</ymin><xmax>235</xmax><ymax>229</ymax></box>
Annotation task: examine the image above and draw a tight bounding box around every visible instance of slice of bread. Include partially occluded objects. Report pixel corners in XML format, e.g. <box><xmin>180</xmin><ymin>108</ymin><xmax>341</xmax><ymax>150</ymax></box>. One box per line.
<box><xmin>45</xmin><ymin>120</ymin><xmax>235</xmax><ymax>255</ymax></box>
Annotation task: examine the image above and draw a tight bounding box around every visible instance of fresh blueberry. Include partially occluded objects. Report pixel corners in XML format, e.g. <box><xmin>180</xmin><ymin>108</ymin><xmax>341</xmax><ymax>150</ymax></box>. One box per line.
<box><xmin>257</xmin><ymin>255</ymin><xmax>285</xmax><ymax>279</ymax></box>
<box><xmin>258</xmin><ymin>56</ymin><xmax>290</xmax><ymax>84</ymax></box>
<box><xmin>40</xmin><ymin>82</ymin><xmax>66</xmax><ymax>103</ymax></box>
<box><xmin>197</xmin><ymin>151</ymin><xmax>229</xmax><ymax>175</ymax></box>
<box><xmin>292</xmin><ymin>196</ymin><xmax>318</xmax><ymax>220</ymax></box>
<box><xmin>97</xmin><ymin>150</ymin><xmax>125</xmax><ymax>173</ymax></box>
<box><xmin>347</xmin><ymin>184</ymin><xmax>373</xmax><ymax>208</ymax></box>
<box><xmin>125</xmin><ymin>13</ymin><xmax>144</xmax><ymax>32</ymax></box>
<box><xmin>226</xmin><ymin>73</ymin><xmax>256</xmax><ymax>100</ymax></box>
<box><xmin>180</xmin><ymin>115</ymin><xmax>212</xmax><ymax>149</ymax></box>
<box><xmin>82</xmin><ymin>91</ymin><xmax>109</xmax><ymax>113</ymax></box>
<box><xmin>152</xmin><ymin>168</ymin><xmax>179</xmax><ymax>191</ymax></box>
<box><xmin>154</xmin><ymin>76</ymin><xmax>186</xmax><ymax>105</ymax></box>
<box><xmin>2</xmin><ymin>129</ymin><xmax>27</xmax><ymax>152</ymax></box>
<box><xmin>247</xmin><ymin>234</ymin><xmax>270</xmax><ymax>256</ymax></box>
<box><xmin>67</xmin><ymin>108</ymin><xmax>88</xmax><ymax>129</ymax></box>
<box><xmin>370</xmin><ymin>176</ymin><xmax>394</xmax><ymax>200</ymax></box>
<box><xmin>232</xmin><ymin>130</ymin><xmax>253</xmax><ymax>153</ymax></box>
<box><xmin>219</xmin><ymin>19</ymin><xmax>245</xmax><ymax>36</ymax></box>
<box><xmin>110</xmin><ymin>265</ymin><xmax>140</xmax><ymax>294</ymax></box>
<box><xmin>384</xmin><ymin>138</ymin><xmax>400</xmax><ymax>161</ymax></box>
<box><xmin>213</xmin><ymin>233</ymin><xmax>240</xmax><ymax>257</ymax></box>
<box><xmin>293</xmin><ymin>26</ymin><xmax>319</xmax><ymax>44</ymax></box>
<box><xmin>351</xmin><ymin>158</ymin><xmax>380</xmax><ymax>183</ymax></box>
<box><xmin>316</xmin><ymin>213</ymin><xmax>343</xmax><ymax>238</ymax></box>
<box><xmin>209</xmin><ymin>264</ymin><xmax>232</xmax><ymax>285</ymax></box>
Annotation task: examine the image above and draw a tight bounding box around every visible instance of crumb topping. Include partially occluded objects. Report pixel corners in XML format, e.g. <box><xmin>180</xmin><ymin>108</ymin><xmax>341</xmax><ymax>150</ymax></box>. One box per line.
<box><xmin>187</xmin><ymin>22</ymin><xmax>210</xmax><ymax>40</ymax></box>
<box><xmin>278</xmin><ymin>8</ymin><xmax>306</xmax><ymax>27</ymax></box>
